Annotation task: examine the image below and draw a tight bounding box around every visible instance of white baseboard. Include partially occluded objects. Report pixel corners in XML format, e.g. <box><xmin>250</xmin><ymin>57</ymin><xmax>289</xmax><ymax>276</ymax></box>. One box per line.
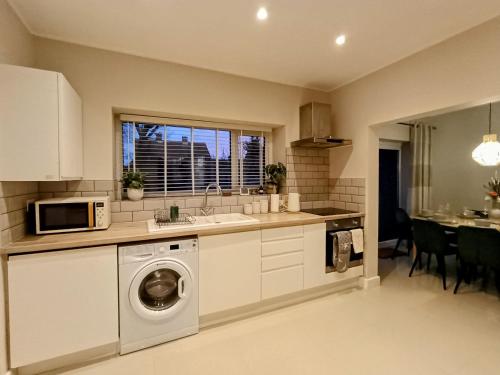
<box><xmin>358</xmin><ymin>276</ymin><xmax>380</xmax><ymax>289</ymax></box>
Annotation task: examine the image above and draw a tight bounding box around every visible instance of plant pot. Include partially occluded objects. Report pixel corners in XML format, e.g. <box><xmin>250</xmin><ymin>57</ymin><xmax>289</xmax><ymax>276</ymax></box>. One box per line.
<box><xmin>265</xmin><ymin>183</ymin><xmax>277</xmax><ymax>194</ymax></box>
<box><xmin>489</xmin><ymin>199</ymin><xmax>500</xmax><ymax>219</ymax></box>
<box><xmin>127</xmin><ymin>188</ymin><xmax>144</xmax><ymax>201</ymax></box>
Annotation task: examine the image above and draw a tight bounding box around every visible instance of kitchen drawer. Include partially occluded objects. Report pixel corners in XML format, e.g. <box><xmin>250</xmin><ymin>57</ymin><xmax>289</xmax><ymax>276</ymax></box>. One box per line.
<box><xmin>262</xmin><ymin>265</ymin><xmax>304</xmax><ymax>300</ymax></box>
<box><xmin>261</xmin><ymin>237</ymin><xmax>303</xmax><ymax>257</ymax></box>
<box><xmin>261</xmin><ymin>225</ymin><xmax>303</xmax><ymax>242</ymax></box>
<box><xmin>262</xmin><ymin>251</ymin><xmax>303</xmax><ymax>272</ymax></box>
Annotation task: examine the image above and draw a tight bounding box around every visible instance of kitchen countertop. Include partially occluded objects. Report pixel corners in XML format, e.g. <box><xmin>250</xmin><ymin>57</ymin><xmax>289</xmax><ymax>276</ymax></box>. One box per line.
<box><xmin>2</xmin><ymin>211</ymin><xmax>364</xmax><ymax>255</ymax></box>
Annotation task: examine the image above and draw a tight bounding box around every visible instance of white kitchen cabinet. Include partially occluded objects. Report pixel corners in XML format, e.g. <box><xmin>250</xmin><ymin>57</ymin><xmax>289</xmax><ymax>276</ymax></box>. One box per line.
<box><xmin>303</xmin><ymin>223</ymin><xmax>327</xmax><ymax>288</ymax></box>
<box><xmin>262</xmin><ymin>266</ymin><xmax>304</xmax><ymax>300</ymax></box>
<box><xmin>8</xmin><ymin>245</ymin><xmax>118</xmax><ymax>368</ymax></box>
<box><xmin>199</xmin><ymin>231</ymin><xmax>261</xmax><ymax>315</ymax></box>
<box><xmin>261</xmin><ymin>225</ymin><xmax>305</xmax><ymax>300</ymax></box>
<box><xmin>0</xmin><ymin>64</ymin><xmax>83</xmax><ymax>181</ymax></box>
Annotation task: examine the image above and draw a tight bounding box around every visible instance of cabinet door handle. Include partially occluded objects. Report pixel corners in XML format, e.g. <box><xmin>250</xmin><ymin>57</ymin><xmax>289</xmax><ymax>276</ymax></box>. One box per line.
<box><xmin>61</xmin><ymin>176</ymin><xmax>83</xmax><ymax>180</ymax></box>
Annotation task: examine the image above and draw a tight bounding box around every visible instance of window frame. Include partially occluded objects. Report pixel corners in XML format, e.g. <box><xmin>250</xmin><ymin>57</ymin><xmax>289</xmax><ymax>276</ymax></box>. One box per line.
<box><xmin>115</xmin><ymin>114</ymin><xmax>272</xmax><ymax>197</ymax></box>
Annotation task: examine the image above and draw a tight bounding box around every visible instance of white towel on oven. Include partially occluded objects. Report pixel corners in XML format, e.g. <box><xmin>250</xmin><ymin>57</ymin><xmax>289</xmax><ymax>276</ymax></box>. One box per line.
<box><xmin>350</xmin><ymin>228</ymin><xmax>364</xmax><ymax>254</ymax></box>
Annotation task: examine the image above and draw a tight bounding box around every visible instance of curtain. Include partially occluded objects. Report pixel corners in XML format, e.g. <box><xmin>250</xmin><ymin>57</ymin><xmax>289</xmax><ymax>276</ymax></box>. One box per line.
<box><xmin>410</xmin><ymin>122</ymin><xmax>433</xmax><ymax>213</ymax></box>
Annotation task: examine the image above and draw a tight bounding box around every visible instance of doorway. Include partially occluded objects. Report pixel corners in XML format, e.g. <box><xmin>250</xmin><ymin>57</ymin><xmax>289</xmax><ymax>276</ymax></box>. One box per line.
<box><xmin>378</xmin><ymin>147</ymin><xmax>400</xmax><ymax>243</ymax></box>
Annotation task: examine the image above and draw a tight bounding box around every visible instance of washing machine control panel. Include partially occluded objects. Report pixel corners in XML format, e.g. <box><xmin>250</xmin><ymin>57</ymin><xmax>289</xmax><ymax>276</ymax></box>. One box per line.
<box><xmin>155</xmin><ymin>238</ymin><xmax>197</xmax><ymax>255</ymax></box>
<box><xmin>120</xmin><ymin>238</ymin><xmax>197</xmax><ymax>264</ymax></box>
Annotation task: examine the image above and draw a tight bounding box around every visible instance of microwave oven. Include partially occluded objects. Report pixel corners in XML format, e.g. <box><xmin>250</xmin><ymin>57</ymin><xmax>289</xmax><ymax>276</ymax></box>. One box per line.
<box><xmin>28</xmin><ymin>196</ymin><xmax>111</xmax><ymax>235</ymax></box>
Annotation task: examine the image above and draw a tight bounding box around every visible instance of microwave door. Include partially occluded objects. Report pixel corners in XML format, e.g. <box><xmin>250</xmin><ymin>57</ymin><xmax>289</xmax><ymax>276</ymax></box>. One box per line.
<box><xmin>38</xmin><ymin>202</ymin><xmax>93</xmax><ymax>233</ymax></box>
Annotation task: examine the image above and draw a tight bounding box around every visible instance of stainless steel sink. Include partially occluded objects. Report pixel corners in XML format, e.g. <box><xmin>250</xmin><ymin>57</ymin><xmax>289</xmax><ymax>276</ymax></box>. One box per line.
<box><xmin>147</xmin><ymin>213</ymin><xmax>259</xmax><ymax>232</ymax></box>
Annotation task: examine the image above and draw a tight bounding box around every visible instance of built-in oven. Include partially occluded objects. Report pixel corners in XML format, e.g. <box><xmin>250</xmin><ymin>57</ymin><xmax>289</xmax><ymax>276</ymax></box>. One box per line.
<box><xmin>326</xmin><ymin>217</ymin><xmax>363</xmax><ymax>273</ymax></box>
<box><xmin>28</xmin><ymin>196</ymin><xmax>111</xmax><ymax>235</ymax></box>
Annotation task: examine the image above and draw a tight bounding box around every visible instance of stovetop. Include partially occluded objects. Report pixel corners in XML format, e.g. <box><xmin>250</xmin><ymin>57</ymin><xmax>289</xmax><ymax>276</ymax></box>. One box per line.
<box><xmin>301</xmin><ymin>207</ymin><xmax>356</xmax><ymax>216</ymax></box>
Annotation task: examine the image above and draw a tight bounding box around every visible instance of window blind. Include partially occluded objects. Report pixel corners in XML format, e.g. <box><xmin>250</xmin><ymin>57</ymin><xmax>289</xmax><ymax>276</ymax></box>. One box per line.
<box><xmin>122</xmin><ymin>122</ymin><xmax>266</xmax><ymax>196</ymax></box>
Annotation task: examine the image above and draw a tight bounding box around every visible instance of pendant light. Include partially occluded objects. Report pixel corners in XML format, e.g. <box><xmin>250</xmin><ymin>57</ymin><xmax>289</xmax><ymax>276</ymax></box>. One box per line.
<box><xmin>472</xmin><ymin>103</ymin><xmax>500</xmax><ymax>166</ymax></box>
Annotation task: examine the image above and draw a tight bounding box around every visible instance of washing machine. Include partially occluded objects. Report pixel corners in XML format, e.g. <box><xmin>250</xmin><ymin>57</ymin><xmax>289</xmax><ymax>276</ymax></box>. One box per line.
<box><xmin>118</xmin><ymin>237</ymin><xmax>198</xmax><ymax>354</ymax></box>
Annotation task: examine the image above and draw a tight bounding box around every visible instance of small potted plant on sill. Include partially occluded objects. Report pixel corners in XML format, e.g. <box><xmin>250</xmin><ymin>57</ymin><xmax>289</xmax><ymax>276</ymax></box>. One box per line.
<box><xmin>121</xmin><ymin>170</ymin><xmax>146</xmax><ymax>201</ymax></box>
<box><xmin>265</xmin><ymin>162</ymin><xmax>287</xmax><ymax>194</ymax></box>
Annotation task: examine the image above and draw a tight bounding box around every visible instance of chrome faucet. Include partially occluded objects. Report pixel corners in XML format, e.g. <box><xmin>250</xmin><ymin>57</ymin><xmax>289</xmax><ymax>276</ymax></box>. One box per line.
<box><xmin>200</xmin><ymin>183</ymin><xmax>222</xmax><ymax>216</ymax></box>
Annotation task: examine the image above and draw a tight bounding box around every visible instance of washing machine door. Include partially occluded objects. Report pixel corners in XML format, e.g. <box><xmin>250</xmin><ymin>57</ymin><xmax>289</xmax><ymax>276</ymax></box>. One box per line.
<box><xmin>129</xmin><ymin>260</ymin><xmax>193</xmax><ymax>321</ymax></box>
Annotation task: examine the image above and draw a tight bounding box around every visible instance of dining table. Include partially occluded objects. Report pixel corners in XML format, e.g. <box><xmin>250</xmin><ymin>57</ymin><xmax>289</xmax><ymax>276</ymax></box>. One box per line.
<box><xmin>412</xmin><ymin>214</ymin><xmax>500</xmax><ymax>231</ymax></box>
<box><xmin>409</xmin><ymin>214</ymin><xmax>500</xmax><ymax>259</ymax></box>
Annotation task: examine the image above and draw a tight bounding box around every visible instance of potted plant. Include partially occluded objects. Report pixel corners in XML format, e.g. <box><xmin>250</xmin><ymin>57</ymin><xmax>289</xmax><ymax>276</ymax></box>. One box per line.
<box><xmin>121</xmin><ymin>170</ymin><xmax>146</xmax><ymax>201</ymax></box>
<box><xmin>484</xmin><ymin>171</ymin><xmax>500</xmax><ymax>219</ymax></box>
<box><xmin>265</xmin><ymin>162</ymin><xmax>287</xmax><ymax>194</ymax></box>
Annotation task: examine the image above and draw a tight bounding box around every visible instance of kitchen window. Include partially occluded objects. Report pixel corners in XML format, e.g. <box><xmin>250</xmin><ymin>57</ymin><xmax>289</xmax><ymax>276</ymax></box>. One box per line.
<box><xmin>121</xmin><ymin>120</ymin><xmax>268</xmax><ymax>196</ymax></box>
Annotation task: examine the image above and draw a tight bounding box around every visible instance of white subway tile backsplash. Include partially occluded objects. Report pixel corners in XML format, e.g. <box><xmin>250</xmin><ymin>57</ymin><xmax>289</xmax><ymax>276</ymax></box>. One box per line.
<box><xmin>180</xmin><ymin>208</ymin><xmax>196</xmax><ymax>216</ymax></box>
<box><xmin>0</xmin><ymin>181</ymin><xmax>38</xmax><ymax>247</ymax></box>
<box><xmin>112</xmin><ymin>212</ymin><xmax>132</xmax><ymax>223</ymax></box>
<box><xmin>346</xmin><ymin>203</ymin><xmax>359</xmax><ymax>212</ymax></box>
<box><xmin>132</xmin><ymin>211</ymin><xmax>155</xmax><ymax>222</ymax></box>
<box><xmin>214</xmin><ymin>206</ymin><xmax>231</xmax><ymax>214</ymax></box>
<box><xmin>185</xmin><ymin>198</ymin><xmax>204</xmax><ymax>208</ymax></box>
<box><xmin>39</xmin><ymin>181</ymin><xmax>67</xmax><ymax>193</ymax></box>
<box><xmin>346</xmin><ymin>186</ymin><xmax>358</xmax><ymax>195</ymax></box>
<box><xmin>164</xmin><ymin>199</ymin><xmax>186</xmax><ymax>209</ymax></box>
<box><xmin>0</xmin><ymin>199</ymin><xmax>6</xmax><ymax>215</ymax></box>
<box><xmin>351</xmin><ymin>178</ymin><xmax>365</xmax><ymax>187</ymax></box>
<box><xmin>111</xmin><ymin>201</ymin><xmax>121</xmax><ymax>213</ymax></box>
<box><xmin>333</xmin><ymin>201</ymin><xmax>346</xmax><ymax>209</ymax></box>
<box><xmin>53</xmin><ymin>192</ymin><xmax>82</xmax><ymax>198</ymax></box>
<box><xmin>207</xmin><ymin>196</ymin><xmax>222</xmax><ymax>207</ymax></box>
<box><xmin>94</xmin><ymin>180</ymin><xmax>115</xmax><ymax>191</ymax></box>
<box><xmin>230</xmin><ymin>206</ymin><xmax>243</xmax><ymax>213</ymax></box>
<box><xmin>29</xmin><ymin>176</ymin><xmax>365</xmax><ymax>225</ymax></box>
<box><xmin>121</xmin><ymin>200</ymin><xmax>143</xmax><ymax>212</ymax></box>
<box><xmin>82</xmin><ymin>191</ymin><xmax>109</xmax><ymax>197</ymax></box>
<box><xmin>221</xmin><ymin>196</ymin><xmax>238</xmax><ymax>206</ymax></box>
<box><xmin>339</xmin><ymin>194</ymin><xmax>351</xmax><ymax>202</ymax></box>
<box><xmin>67</xmin><ymin>180</ymin><xmax>95</xmax><ymax>192</ymax></box>
<box><xmin>352</xmin><ymin>195</ymin><xmax>365</xmax><ymax>204</ymax></box>
<box><xmin>300</xmin><ymin>201</ymin><xmax>313</xmax><ymax>209</ymax></box>
<box><xmin>237</xmin><ymin>196</ymin><xmax>253</xmax><ymax>205</ymax></box>
<box><xmin>143</xmin><ymin>199</ymin><xmax>165</xmax><ymax>211</ymax></box>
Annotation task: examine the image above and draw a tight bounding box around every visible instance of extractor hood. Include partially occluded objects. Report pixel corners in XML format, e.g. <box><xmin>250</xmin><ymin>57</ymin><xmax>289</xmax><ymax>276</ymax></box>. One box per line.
<box><xmin>291</xmin><ymin>102</ymin><xmax>352</xmax><ymax>148</ymax></box>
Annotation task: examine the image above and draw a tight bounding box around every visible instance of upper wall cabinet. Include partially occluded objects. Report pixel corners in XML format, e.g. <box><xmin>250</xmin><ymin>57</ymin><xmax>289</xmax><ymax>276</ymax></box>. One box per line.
<box><xmin>0</xmin><ymin>64</ymin><xmax>83</xmax><ymax>181</ymax></box>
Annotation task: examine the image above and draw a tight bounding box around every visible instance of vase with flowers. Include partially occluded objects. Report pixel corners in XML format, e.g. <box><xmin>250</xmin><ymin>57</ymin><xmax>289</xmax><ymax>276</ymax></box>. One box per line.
<box><xmin>484</xmin><ymin>171</ymin><xmax>500</xmax><ymax>219</ymax></box>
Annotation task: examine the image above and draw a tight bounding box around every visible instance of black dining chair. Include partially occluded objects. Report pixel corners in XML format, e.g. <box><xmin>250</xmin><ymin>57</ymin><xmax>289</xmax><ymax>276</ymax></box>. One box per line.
<box><xmin>409</xmin><ymin>219</ymin><xmax>457</xmax><ymax>290</ymax></box>
<box><xmin>454</xmin><ymin>226</ymin><xmax>482</xmax><ymax>294</ymax></box>
<box><xmin>391</xmin><ymin>208</ymin><xmax>413</xmax><ymax>258</ymax></box>
<box><xmin>477</xmin><ymin>227</ymin><xmax>500</xmax><ymax>292</ymax></box>
<box><xmin>455</xmin><ymin>226</ymin><xmax>500</xmax><ymax>293</ymax></box>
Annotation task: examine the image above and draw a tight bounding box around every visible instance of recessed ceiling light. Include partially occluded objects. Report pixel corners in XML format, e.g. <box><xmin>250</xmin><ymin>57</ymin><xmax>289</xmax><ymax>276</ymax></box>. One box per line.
<box><xmin>335</xmin><ymin>34</ymin><xmax>346</xmax><ymax>46</ymax></box>
<box><xmin>257</xmin><ymin>7</ymin><xmax>268</xmax><ymax>21</ymax></box>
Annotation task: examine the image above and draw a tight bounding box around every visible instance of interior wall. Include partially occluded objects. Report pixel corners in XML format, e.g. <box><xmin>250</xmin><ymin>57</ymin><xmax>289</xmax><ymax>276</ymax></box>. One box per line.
<box><xmin>34</xmin><ymin>37</ymin><xmax>329</xmax><ymax>180</ymax></box>
<box><xmin>0</xmin><ymin>0</ymin><xmax>36</xmax><ymax>372</ymax></box>
<box><xmin>329</xmin><ymin>16</ymin><xmax>500</xmax><ymax>280</ymax></box>
<box><xmin>0</xmin><ymin>0</ymin><xmax>34</xmax><ymax>67</ymax></box>
<box><xmin>422</xmin><ymin>102</ymin><xmax>500</xmax><ymax>211</ymax></box>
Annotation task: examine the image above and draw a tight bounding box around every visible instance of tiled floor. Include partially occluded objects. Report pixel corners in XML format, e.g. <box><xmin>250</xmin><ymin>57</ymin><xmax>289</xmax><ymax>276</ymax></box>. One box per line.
<box><xmin>62</xmin><ymin>257</ymin><xmax>500</xmax><ymax>375</ymax></box>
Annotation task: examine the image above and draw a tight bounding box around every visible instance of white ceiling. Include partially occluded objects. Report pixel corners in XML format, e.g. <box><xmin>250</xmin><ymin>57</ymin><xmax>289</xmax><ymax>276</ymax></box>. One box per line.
<box><xmin>9</xmin><ymin>0</ymin><xmax>500</xmax><ymax>91</ymax></box>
